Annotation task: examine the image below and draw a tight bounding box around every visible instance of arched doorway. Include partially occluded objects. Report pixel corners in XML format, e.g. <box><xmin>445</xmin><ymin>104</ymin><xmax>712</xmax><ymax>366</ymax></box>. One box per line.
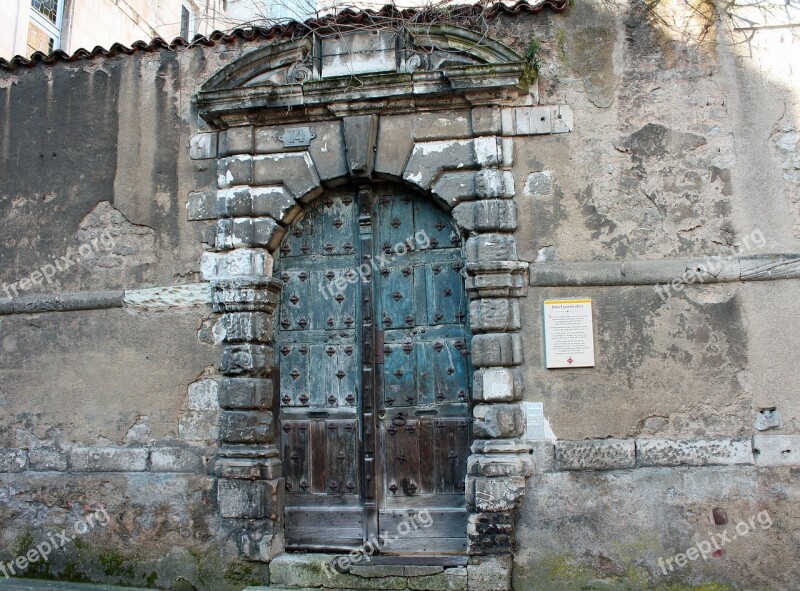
<box><xmin>276</xmin><ymin>183</ymin><xmax>471</xmax><ymax>554</ymax></box>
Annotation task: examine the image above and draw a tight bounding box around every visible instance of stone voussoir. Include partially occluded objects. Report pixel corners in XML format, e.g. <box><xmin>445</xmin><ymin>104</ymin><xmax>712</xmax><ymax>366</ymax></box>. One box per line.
<box><xmin>252</xmin><ymin>152</ymin><xmax>322</xmax><ymax>203</ymax></box>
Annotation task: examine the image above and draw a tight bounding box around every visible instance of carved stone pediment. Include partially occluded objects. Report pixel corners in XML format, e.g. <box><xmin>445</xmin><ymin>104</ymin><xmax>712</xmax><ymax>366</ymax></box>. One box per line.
<box><xmin>197</xmin><ymin>25</ymin><xmax>530</xmax><ymax>126</ymax></box>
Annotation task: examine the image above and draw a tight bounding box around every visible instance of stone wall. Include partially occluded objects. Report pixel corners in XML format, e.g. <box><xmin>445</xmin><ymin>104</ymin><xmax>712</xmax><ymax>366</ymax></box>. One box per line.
<box><xmin>493</xmin><ymin>0</ymin><xmax>800</xmax><ymax>589</ymax></box>
<box><xmin>0</xmin><ymin>1</ymin><xmax>798</xmax><ymax>589</ymax></box>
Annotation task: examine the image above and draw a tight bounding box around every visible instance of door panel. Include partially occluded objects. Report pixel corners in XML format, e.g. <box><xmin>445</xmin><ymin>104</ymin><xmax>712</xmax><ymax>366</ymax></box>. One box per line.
<box><xmin>277</xmin><ymin>185</ymin><xmax>471</xmax><ymax>552</ymax></box>
<box><xmin>373</xmin><ymin>187</ymin><xmax>471</xmax><ymax>553</ymax></box>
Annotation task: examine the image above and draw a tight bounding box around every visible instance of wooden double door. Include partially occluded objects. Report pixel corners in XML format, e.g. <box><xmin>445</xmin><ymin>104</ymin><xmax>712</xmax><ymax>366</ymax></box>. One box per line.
<box><xmin>276</xmin><ymin>184</ymin><xmax>471</xmax><ymax>554</ymax></box>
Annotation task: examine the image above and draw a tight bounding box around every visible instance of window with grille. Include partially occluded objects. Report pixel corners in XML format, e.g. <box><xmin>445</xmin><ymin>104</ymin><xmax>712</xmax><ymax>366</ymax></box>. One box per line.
<box><xmin>28</xmin><ymin>0</ymin><xmax>63</xmax><ymax>55</ymax></box>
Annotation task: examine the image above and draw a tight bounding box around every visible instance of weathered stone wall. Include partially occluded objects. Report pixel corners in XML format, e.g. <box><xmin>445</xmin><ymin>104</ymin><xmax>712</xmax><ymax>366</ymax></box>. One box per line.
<box><xmin>0</xmin><ymin>1</ymin><xmax>798</xmax><ymax>589</ymax></box>
<box><xmin>490</xmin><ymin>1</ymin><xmax>800</xmax><ymax>589</ymax></box>
<box><xmin>0</xmin><ymin>40</ymin><xmax>275</xmax><ymax>591</ymax></box>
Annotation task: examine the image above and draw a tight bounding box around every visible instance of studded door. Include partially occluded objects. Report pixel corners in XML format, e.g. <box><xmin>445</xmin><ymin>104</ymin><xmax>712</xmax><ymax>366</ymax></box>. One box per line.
<box><xmin>276</xmin><ymin>185</ymin><xmax>470</xmax><ymax>552</ymax></box>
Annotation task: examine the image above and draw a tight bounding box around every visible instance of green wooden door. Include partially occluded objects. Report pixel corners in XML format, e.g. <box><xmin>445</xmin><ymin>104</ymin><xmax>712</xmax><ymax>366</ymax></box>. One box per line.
<box><xmin>277</xmin><ymin>185</ymin><xmax>470</xmax><ymax>553</ymax></box>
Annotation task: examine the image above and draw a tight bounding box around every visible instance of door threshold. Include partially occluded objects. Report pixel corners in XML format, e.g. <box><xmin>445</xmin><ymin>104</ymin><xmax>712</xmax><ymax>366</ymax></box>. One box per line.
<box><xmin>280</xmin><ymin>550</ymin><xmax>468</xmax><ymax>567</ymax></box>
<box><xmin>359</xmin><ymin>555</ymin><xmax>468</xmax><ymax>567</ymax></box>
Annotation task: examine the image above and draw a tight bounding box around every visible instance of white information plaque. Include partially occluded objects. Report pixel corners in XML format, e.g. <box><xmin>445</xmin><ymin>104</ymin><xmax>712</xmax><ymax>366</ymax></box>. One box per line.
<box><xmin>543</xmin><ymin>299</ymin><xmax>595</xmax><ymax>369</ymax></box>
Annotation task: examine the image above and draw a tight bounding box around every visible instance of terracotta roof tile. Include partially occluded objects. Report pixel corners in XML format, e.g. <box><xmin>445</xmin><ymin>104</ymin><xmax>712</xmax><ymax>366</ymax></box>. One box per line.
<box><xmin>0</xmin><ymin>0</ymin><xmax>567</xmax><ymax>71</ymax></box>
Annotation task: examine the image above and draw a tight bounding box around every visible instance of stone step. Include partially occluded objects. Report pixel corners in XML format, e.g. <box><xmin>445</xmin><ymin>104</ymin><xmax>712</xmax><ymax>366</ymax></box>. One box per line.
<box><xmin>262</xmin><ymin>553</ymin><xmax>511</xmax><ymax>591</ymax></box>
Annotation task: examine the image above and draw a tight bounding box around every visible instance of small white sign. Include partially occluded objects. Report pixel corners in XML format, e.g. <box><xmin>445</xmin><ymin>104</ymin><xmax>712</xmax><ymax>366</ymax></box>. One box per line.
<box><xmin>523</xmin><ymin>402</ymin><xmax>545</xmax><ymax>441</ymax></box>
<box><xmin>543</xmin><ymin>299</ymin><xmax>595</xmax><ymax>369</ymax></box>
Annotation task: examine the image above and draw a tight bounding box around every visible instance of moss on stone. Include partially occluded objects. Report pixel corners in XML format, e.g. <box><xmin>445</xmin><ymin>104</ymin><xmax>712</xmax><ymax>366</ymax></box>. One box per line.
<box><xmin>97</xmin><ymin>547</ymin><xmax>136</xmax><ymax>578</ymax></box>
<box><xmin>513</xmin><ymin>554</ymin><xmax>742</xmax><ymax>591</ymax></box>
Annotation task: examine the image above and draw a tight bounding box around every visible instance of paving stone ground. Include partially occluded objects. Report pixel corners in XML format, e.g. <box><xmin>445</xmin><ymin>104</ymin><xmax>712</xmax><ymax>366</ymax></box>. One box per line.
<box><xmin>0</xmin><ymin>580</ymin><xmax>150</xmax><ymax>591</ymax></box>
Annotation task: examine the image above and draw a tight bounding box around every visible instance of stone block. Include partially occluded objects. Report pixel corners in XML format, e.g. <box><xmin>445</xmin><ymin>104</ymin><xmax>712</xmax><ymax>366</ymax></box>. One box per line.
<box><xmin>404</xmin><ymin>137</ymin><xmax>504</xmax><ymax>191</ymax></box>
<box><xmin>636</xmin><ymin>439</ymin><xmax>754</xmax><ymax>467</ymax></box>
<box><xmin>220</xmin><ymin>344</ymin><xmax>274</xmax><ymax>376</ymax></box>
<box><xmin>215</xmin><ymin>457</ymin><xmax>282</xmax><ymax>480</ymax></box>
<box><xmin>465</xmin><ymin>261</ymin><xmax>529</xmax><ymax>299</ymax></box>
<box><xmin>753</xmin><ymin>434</ymin><xmax>800</xmax><ymax>466</ymax></box>
<box><xmin>467</xmin><ymin>476</ymin><xmax>526</xmax><ymax>511</ymax></box>
<box><xmin>466</xmin><ymin>234</ymin><xmax>517</xmax><ymax>262</ymax></box>
<box><xmin>219</xmin><ymin>378</ymin><xmax>274</xmax><ymax>410</ymax></box>
<box><xmin>219</xmin><ymin>126</ymin><xmax>254</xmax><ymax>156</ymax></box>
<box><xmin>467</xmin><ymin>453</ymin><xmax>533</xmax><ymax>478</ymax></box>
<box><xmin>471</xmin><ymin>439</ymin><xmax>532</xmax><ymax>455</ymax></box>
<box><xmin>216</xmin><ymin>187</ymin><xmax>253</xmax><ymax>217</ymax></box>
<box><xmin>471</xmin><ymin>107</ymin><xmax>502</xmax><ymax>136</ymax></box>
<box><xmin>188</xmin><ymin>379</ymin><xmax>220</xmax><ymax>411</ymax></box>
<box><xmin>69</xmin><ymin>447</ymin><xmax>148</xmax><ymax>472</ymax></box>
<box><xmin>213</xmin><ymin>278</ymin><xmax>282</xmax><ymax>313</ymax></box>
<box><xmin>470</xmin><ymin>299</ymin><xmax>520</xmax><ymax>333</ymax></box>
<box><xmin>473</xmin><ymin>404</ymin><xmax>524</xmax><ymax>439</ymax></box>
<box><xmin>250</xmin><ymin>186</ymin><xmax>301</xmax><ymax>224</ymax></box>
<box><xmin>28</xmin><ymin>448</ymin><xmax>67</xmax><ymax>471</ymax></box>
<box><xmin>468</xmin><ymin>511</ymin><xmax>513</xmax><ymax>537</ymax></box>
<box><xmin>189</xmin><ymin>132</ymin><xmax>218</xmax><ymax>160</ymax></box>
<box><xmin>502</xmin><ymin>106</ymin><xmax>552</xmax><ymax>135</ymax></box>
<box><xmin>220</xmin><ymin>410</ymin><xmax>275</xmax><ymax>444</ymax></box>
<box><xmin>187</xmin><ymin>190</ymin><xmax>217</xmax><ymax>221</ymax></box>
<box><xmin>407</xmin><ymin>566</ymin><xmax>467</xmax><ymax>591</ymax></box>
<box><xmin>754</xmin><ymin>407</ymin><xmax>782</xmax><ymax>431</ymax></box>
<box><xmin>343</xmin><ymin>114</ymin><xmax>378</xmax><ymax>178</ymax></box>
<box><xmin>150</xmin><ymin>446</ymin><xmax>206</xmax><ymax>472</ymax></box>
<box><xmin>218</xmin><ymin>155</ymin><xmax>253</xmax><ymax>188</ymax></box>
<box><xmin>555</xmin><ymin>439</ymin><xmax>636</xmax><ymax>471</ymax></box>
<box><xmin>466</xmin><ymin>555</ymin><xmax>512</xmax><ymax>591</ymax></box>
<box><xmin>178</xmin><ymin>410</ymin><xmax>220</xmax><ymax>441</ymax></box>
<box><xmin>252</xmin><ymin>153</ymin><xmax>322</xmax><ymax>202</ymax></box>
<box><xmin>471</xmin><ymin>333</ymin><xmax>523</xmax><ymax>367</ymax></box>
<box><xmin>452</xmin><ymin>200</ymin><xmax>516</xmax><ymax>232</ymax></box>
<box><xmin>218</xmin><ymin>478</ymin><xmax>280</xmax><ymax>519</ymax></box>
<box><xmin>432</xmin><ymin>171</ymin><xmax>478</xmax><ymax>207</ymax></box>
<box><xmin>530</xmin><ymin>440</ymin><xmax>556</xmax><ymax>472</ymax></box>
<box><xmin>473</xmin><ymin>137</ymin><xmax>503</xmax><ymax>168</ymax></box>
<box><xmin>475</xmin><ymin>170</ymin><xmax>514</xmax><ymax>198</ymax></box>
<box><xmin>303</xmin><ymin>121</ymin><xmax>349</xmax><ymax>184</ymax></box>
<box><xmin>551</xmin><ymin>104</ymin><xmax>574</xmax><ymax>133</ymax></box>
<box><xmin>473</xmin><ymin>368</ymin><xmax>523</xmax><ymax>402</ymax></box>
<box><xmin>215</xmin><ymin>217</ymin><xmax>283</xmax><ymax>250</ymax></box>
<box><xmin>0</xmin><ymin>449</ymin><xmax>27</xmax><ymax>472</ymax></box>
<box><xmin>270</xmin><ymin>552</ymin><xmax>407</xmax><ymax>589</ymax></box>
<box><xmin>200</xmin><ymin>249</ymin><xmax>274</xmax><ymax>281</ymax></box>
<box><xmin>349</xmin><ymin>565</ymin><xmax>407</xmax><ymax>577</ymax></box>
<box><xmin>218</xmin><ymin>312</ymin><xmax>274</xmax><ymax>344</ymax></box>
<box><xmin>413</xmin><ymin>111</ymin><xmax>472</xmax><ymax>141</ymax></box>
<box><xmin>239</xmin><ymin>520</ymin><xmax>278</xmax><ymax>562</ymax></box>
<box><xmin>404</xmin><ymin>139</ymin><xmax>476</xmax><ymax>190</ymax></box>
<box><xmin>375</xmin><ymin>115</ymin><xmax>415</xmax><ymax>178</ymax></box>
